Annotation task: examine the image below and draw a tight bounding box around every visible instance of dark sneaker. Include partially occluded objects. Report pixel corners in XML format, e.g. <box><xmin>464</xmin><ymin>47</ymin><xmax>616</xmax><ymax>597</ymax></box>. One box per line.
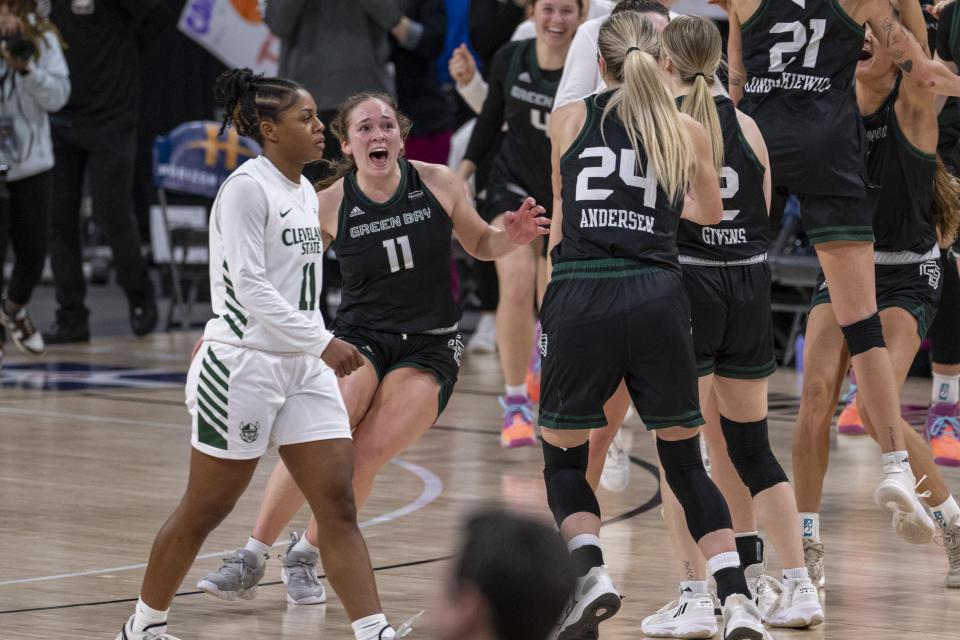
<box><xmin>129</xmin><ymin>294</ymin><xmax>158</xmax><ymax>336</ymax></box>
<box><xmin>42</xmin><ymin>322</ymin><xmax>90</xmax><ymax>344</ymax></box>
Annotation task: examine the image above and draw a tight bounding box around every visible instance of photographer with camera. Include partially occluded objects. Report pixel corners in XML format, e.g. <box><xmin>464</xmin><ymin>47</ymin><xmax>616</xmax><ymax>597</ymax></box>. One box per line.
<box><xmin>0</xmin><ymin>0</ymin><xmax>68</xmax><ymax>368</ymax></box>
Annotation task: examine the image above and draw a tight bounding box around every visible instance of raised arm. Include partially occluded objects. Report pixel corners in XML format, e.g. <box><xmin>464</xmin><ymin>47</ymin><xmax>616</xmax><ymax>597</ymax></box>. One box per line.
<box><xmin>420</xmin><ymin>162</ymin><xmax>548</xmax><ymax>261</ymax></box>
<box><xmin>865</xmin><ymin>0</ymin><xmax>960</xmax><ymax>96</ymax></box>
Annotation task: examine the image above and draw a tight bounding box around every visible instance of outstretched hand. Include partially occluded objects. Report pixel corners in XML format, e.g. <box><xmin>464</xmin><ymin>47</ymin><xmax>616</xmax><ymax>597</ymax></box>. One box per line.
<box><xmin>502</xmin><ymin>197</ymin><xmax>550</xmax><ymax>245</ymax></box>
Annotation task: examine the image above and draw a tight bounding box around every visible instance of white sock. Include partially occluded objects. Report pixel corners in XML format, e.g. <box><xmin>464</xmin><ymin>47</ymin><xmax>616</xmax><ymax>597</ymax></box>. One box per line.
<box><xmin>932</xmin><ymin>373</ymin><xmax>960</xmax><ymax>404</ymax></box>
<box><xmin>567</xmin><ymin>533</ymin><xmax>601</xmax><ymax>552</ymax></box>
<box><xmin>707</xmin><ymin>552</ymin><xmax>741</xmax><ymax>574</ymax></box>
<box><xmin>292</xmin><ymin>532</ymin><xmax>319</xmax><ymax>555</ymax></box>
<box><xmin>931</xmin><ymin>496</ymin><xmax>960</xmax><ymax>529</ymax></box>
<box><xmin>505</xmin><ymin>384</ymin><xmax>527</xmax><ymax>398</ymax></box>
<box><xmin>244</xmin><ymin>536</ymin><xmax>271</xmax><ymax>566</ymax></box>
<box><xmin>782</xmin><ymin>567</ymin><xmax>809</xmax><ymax>582</ymax></box>
<box><xmin>680</xmin><ymin>580</ymin><xmax>708</xmax><ymax>596</ymax></box>
<box><xmin>132</xmin><ymin>597</ymin><xmax>168</xmax><ymax>634</ymax></box>
<box><xmin>799</xmin><ymin>512</ymin><xmax>820</xmax><ymax>541</ymax></box>
<box><xmin>882</xmin><ymin>450</ymin><xmax>911</xmax><ymax>472</ymax></box>
<box><xmin>353</xmin><ymin>613</ymin><xmax>394</xmax><ymax>640</ymax></box>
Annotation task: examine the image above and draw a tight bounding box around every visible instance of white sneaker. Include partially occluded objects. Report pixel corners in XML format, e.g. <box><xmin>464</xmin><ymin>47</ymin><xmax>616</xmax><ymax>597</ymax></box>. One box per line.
<box><xmin>720</xmin><ymin>594</ymin><xmax>766</xmax><ymax>640</ymax></box>
<box><xmin>802</xmin><ymin>538</ymin><xmax>825</xmax><ymax>589</ymax></box>
<box><xmin>763</xmin><ymin>577</ymin><xmax>823</xmax><ymax>628</ymax></box>
<box><xmin>874</xmin><ymin>465</ymin><xmax>936</xmax><ymax>544</ymax></box>
<box><xmin>600</xmin><ymin>430</ymin><xmax>631</xmax><ymax>492</ymax></box>
<box><xmin>641</xmin><ymin>591</ymin><xmax>717</xmax><ymax>638</ymax></box>
<box><xmin>466</xmin><ymin>312</ymin><xmax>496</xmax><ymax>354</ymax></box>
<box><xmin>116</xmin><ymin>615</ymin><xmax>181</xmax><ymax>640</ymax></box>
<box><xmin>550</xmin><ymin>566</ymin><xmax>622</xmax><ymax>640</ymax></box>
<box><xmin>744</xmin><ymin>564</ymin><xmax>779</xmax><ymax>617</ymax></box>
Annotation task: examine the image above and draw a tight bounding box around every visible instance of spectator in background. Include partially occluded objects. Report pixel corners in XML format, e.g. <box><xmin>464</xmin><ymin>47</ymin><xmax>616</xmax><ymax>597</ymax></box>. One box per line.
<box><xmin>0</xmin><ymin>0</ymin><xmax>68</xmax><ymax>367</ymax></box>
<box><xmin>392</xmin><ymin>0</ymin><xmax>451</xmax><ymax>164</ymax></box>
<box><xmin>469</xmin><ymin>0</ymin><xmax>529</xmax><ymax>71</ymax></box>
<box><xmin>262</xmin><ymin>0</ymin><xmax>416</xmax><ymax>164</ymax></box>
<box><xmin>45</xmin><ymin>0</ymin><xmax>161</xmax><ymax>344</ymax></box>
<box><xmin>432</xmin><ymin>509</ymin><xmax>575</xmax><ymax>640</ymax></box>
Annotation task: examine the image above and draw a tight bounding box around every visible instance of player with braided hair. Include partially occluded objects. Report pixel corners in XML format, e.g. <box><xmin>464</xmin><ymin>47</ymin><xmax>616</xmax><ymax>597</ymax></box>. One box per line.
<box><xmin>115</xmin><ymin>69</ymin><xmax>406</xmax><ymax>640</ymax></box>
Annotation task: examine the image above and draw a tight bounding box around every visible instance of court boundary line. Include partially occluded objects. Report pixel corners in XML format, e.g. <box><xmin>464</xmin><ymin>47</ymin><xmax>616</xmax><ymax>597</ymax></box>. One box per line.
<box><xmin>0</xmin><ymin>456</ymin><xmax>661</xmax><ymax>615</ymax></box>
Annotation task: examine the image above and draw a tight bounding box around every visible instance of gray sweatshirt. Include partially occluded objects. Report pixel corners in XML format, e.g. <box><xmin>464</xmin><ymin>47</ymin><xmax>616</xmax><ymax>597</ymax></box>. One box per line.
<box><xmin>0</xmin><ymin>28</ymin><xmax>70</xmax><ymax>181</ymax></box>
<box><xmin>261</xmin><ymin>0</ymin><xmax>403</xmax><ymax>112</ymax></box>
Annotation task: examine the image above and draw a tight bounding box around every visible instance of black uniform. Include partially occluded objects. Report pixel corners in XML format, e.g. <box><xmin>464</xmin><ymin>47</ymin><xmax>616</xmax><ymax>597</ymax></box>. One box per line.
<box><xmin>677</xmin><ymin>96</ymin><xmax>776</xmax><ymax>379</ymax></box>
<box><xmin>538</xmin><ymin>92</ymin><xmax>703</xmax><ymax>431</ymax></box>
<box><xmin>332</xmin><ymin>159</ymin><xmax>463</xmax><ymax>412</ymax></box>
<box><xmin>936</xmin><ymin>2</ymin><xmax>960</xmax><ymax>176</ymax></box>
<box><xmin>811</xmin><ymin>80</ymin><xmax>942</xmax><ymax>338</ymax></box>
<box><xmin>739</xmin><ymin>0</ymin><xmax>871</xmax><ymax>244</ymax></box>
<box><xmin>935</xmin><ymin>2</ymin><xmax>960</xmax><ymax>258</ymax></box>
<box><xmin>464</xmin><ymin>39</ymin><xmax>560</xmax><ymax>223</ymax></box>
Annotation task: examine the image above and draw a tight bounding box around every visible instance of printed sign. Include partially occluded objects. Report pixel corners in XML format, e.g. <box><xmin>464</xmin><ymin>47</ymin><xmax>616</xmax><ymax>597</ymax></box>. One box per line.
<box><xmin>178</xmin><ymin>0</ymin><xmax>279</xmax><ymax>75</ymax></box>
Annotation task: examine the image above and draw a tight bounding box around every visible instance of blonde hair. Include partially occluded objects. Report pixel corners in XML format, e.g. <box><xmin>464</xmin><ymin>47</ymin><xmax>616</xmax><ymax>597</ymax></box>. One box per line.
<box><xmin>598</xmin><ymin>11</ymin><xmax>691</xmax><ymax>202</ymax></box>
<box><xmin>662</xmin><ymin>15</ymin><xmax>724</xmax><ymax>174</ymax></box>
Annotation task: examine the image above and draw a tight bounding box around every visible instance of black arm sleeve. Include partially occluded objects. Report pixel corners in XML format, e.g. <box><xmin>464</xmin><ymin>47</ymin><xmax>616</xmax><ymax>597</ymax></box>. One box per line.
<box><xmin>469</xmin><ymin>0</ymin><xmax>526</xmax><ymax>70</ymax></box>
<box><xmin>463</xmin><ymin>44</ymin><xmax>512</xmax><ymax>164</ymax></box>
<box><xmin>937</xmin><ymin>3</ymin><xmax>955</xmax><ymax>61</ymax></box>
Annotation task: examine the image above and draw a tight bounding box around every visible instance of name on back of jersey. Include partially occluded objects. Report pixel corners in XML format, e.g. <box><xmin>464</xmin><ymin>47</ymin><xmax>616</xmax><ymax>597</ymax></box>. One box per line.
<box><xmin>744</xmin><ymin>71</ymin><xmax>830</xmax><ymax>95</ymax></box>
<box><xmin>579</xmin><ymin>207</ymin><xmax>654</xmax><ymax>233</ymax></box>
<box><xmin>349</xmin><ymin>207</ymin><xmax>433</xmax><ymax>239</ymax></box>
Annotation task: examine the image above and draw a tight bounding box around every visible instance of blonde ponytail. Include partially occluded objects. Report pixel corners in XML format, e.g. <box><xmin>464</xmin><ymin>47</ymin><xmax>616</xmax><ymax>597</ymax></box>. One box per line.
<box><xmin>598</xmin><ymin>11</ymin><xmax>692</xmax><ymax>202</ymax></box>
<box><xmin>662</xmin><ymin>15</ymin><xmax>724</xmax><ymax>174</ymax></box>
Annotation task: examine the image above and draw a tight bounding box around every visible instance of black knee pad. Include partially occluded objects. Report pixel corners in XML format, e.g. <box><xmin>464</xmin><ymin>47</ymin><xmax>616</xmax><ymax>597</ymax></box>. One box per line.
<box><xmin>720</xmin><ymin>416</ymin><xmax>789</xmax><ymax>497</ymax></box>
<box><xmin>840</xmin><ymin>312</ymin><xmax>885</xmax><ymax>356</ymax></box>
<box><xmin>656</xmin><ymin>435</ymin><xmax>732</xmax><ymax>541</ymax></box>
<box><xmin>542</xmin><ymin>440</ymin><xmax>599</xmax><ymax>527</ymax></box>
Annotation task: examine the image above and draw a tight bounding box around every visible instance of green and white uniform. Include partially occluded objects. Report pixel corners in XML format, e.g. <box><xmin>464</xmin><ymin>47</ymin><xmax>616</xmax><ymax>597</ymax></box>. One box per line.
<box><xmin>189</xmin><ymin>155</ymin><xmax>350</xmax><ymax>460</ymax></box>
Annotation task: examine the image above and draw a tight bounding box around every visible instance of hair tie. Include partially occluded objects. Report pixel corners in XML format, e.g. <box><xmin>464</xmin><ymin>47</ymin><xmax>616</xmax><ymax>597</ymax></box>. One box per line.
<box><xmin>694</xmin><ymin>72</ymin><xmax>706</xmax><ymax>80</ymax></box>
<box><xmin>626</xmin><ymin>46</ymin><xmax>641</xmax><ymax>56</ymax></box>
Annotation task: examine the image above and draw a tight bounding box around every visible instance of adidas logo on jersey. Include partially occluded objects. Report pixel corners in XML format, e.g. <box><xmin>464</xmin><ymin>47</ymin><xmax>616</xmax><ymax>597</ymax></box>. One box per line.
<box><xmin>350</xmin><ymin>206</ymin><xmax>365</xmax><ymax>218</ymax></box>
<box><xmin>518</xmin><ymin>71</ymin><xmax>532</xmax><ymax>83</ymax></box>
<box><xmin>409</xmin><ymin>189</ymin><xmax>424</xmax><ymax>200</ymax></box>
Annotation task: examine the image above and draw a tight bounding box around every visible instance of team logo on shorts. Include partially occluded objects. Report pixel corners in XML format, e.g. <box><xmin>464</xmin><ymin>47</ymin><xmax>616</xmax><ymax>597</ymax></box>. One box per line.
<box><xmin>920</xmin><ymin>260</ymin><xmax>941</xmax><ymax>290</ymax></box>
<box><xmin>448</xmin><ymin>336</ymin><xmax>464</xmax><ymax>365</ymax></box>
<box><xmin>539</xmin><ymin>332</ymin><xmax>548</xmax><ymax>357</ymax></box>
<box><xmin>239</xmin><ymin>421</ymin><xmax>260</xmax><ymax>443</ymax></box>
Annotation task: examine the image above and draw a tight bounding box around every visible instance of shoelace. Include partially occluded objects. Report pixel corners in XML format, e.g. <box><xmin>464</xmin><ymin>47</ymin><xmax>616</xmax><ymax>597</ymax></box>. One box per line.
<box><xmin>915</xmin><ymin>474</ymin><xmax>933</xmax><ymax>501</ymax></box>
<box><xmin>928</xmin><ymin>415</ymin><xmax>960</xmax><ymax>442</ymax></box>
<box><xmin>395</xmin><ymin>610</ymin><xmax>425</xmax><ymax>638</ymax></box>
<box><xmin>499</xmin><ymin>396</ymin><xmax>535</xmax><ymax>423</ymax></box>
<box><xmin>934</xmin><ymin>515</ymin><xmax>960</xmax><ymax>559</ymax></box>
<box><xmin>840</xmin><ymin>383</ymin><xmax>857</xmax><ymax>406</ymax></box>
<box><xmin>606</xmin><ymin>434</ymin><xmax>626</xmax><ymax>462</ymax></box>
<box><xmin>217</xmin><ymin>552</ymin><xmax>253</xmax><ymax>582</ymax></box>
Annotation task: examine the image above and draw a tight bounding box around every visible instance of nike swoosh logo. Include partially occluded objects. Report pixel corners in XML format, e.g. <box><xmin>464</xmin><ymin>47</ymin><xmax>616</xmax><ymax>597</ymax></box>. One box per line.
<box><xmin>280</xmin><ymin>208</ymin><xmax>292</xmax><ymax>218</ymax></box>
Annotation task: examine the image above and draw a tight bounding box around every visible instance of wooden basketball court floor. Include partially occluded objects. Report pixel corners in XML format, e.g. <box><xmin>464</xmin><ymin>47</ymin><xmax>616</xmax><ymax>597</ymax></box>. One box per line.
<box><xmin>1</xmin><ymin>332</ymin><xmax>958</xmax><ymax>639</ymax></box>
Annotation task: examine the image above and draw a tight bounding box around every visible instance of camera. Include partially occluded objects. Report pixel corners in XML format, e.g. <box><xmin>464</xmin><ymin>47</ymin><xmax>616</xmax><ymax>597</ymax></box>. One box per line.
<box><xmin>2</xmin><ymin>35</ymin><xmax>34</xmax><ymax>62</ymax></box>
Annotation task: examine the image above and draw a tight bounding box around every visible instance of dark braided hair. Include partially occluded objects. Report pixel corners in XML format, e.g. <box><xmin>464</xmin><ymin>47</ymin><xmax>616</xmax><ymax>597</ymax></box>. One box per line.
<box><xmin>215</xmin><ymin>68</ymin><xmax>303</xmax><ymax>145</ymax></box>
<box><xmin>315</xmin><ymin>92</ymin><xmax>413</xmax><ymax>191</ymax></box>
